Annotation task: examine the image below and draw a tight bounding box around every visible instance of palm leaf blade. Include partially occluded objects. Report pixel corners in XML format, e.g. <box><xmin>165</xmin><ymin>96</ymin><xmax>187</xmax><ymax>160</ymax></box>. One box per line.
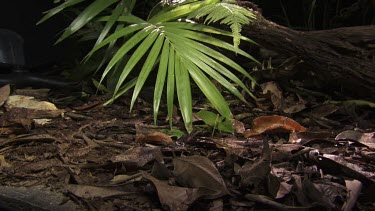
<box><xmin>169</xmin><ymin>40</ymin><xmax>245</xmax><ymax>101</ymax></box>
<box><xmin>175</xmin><ymin>53</ymin><xmax>192</xmax><ymax>133</ymax></box>
<box><xmin>130</xmin><ymin>33</ymin><xmax>164</xmax><ymax>111</ymax></box>
<box><xmin>97</xmin><ymin>14</ymin><xmax>146</xmax><ymax>24</ymax></box>
<box><xmin>165</xmin><ymin>30</ymin><xmax>254</xmax><ymax>85</ymax></box>
<box><xmin>154</xmin><ymin>41</ymin><xmax>170</xmax><ymax>124</ymax></box>
<box><xmin>162</xmin><ymin>22</ymin><xmax>257</xmax><ymax>45</ymax></box>
<box><xmin>99</xmin><ymin>27</ymin><xmax>152</xmax><ymax>86</ymax></box>
<box><xmin>176</xmin><ymin>37</ymin><xmax>255</xmax><ymax>99</ymax></box>
<box><xmin>56</xmin><ymin>0</ymin><xmax>119</xmax><ymax>43</ymax></box>
<box><xmin>166</xmin><ymin>31</ymin><xmax>255</xmax><ymax>82</ymax></box>
<box><xmin>167</xmin><ymin>45</ymin><xmax>175</xmax><ymax>128</ymax></box>
<box><xmin>113</xmin><ymin>29</ymin><xmax>159</xmax><ymax>98</ymax></box>
<box><xmin>94</xmin><ymin>0</ymin><xmax>125</xmax><ymax>47</ymax></box>
<box><xmin>165</xmin><ymin>26</ymin><xmax>258</xmax><ymax>63</ymax></box>
<box><xmin>182</xmin><ymin>58</ymin><xmax>231</xmax><ymax>119</ymax></box>
<box><xmin>85</xmin><ymin>23</ymin><xmax>150</xmax><ymax>62</ymax></box>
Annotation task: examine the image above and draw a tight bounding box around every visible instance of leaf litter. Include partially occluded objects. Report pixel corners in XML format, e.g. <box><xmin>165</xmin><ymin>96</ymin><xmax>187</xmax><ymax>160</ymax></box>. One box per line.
<box><xmin>0</xmin><ymin>82</ymin><xmax>374</xmax><ymax>211</ymax></box>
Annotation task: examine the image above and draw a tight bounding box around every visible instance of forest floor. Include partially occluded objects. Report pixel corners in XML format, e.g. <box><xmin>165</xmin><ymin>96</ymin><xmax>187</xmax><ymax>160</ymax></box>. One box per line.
<box><xmin>0</xmin><ymin>78</ymin><xmax>374</xmax><ymax>210</ymax></box>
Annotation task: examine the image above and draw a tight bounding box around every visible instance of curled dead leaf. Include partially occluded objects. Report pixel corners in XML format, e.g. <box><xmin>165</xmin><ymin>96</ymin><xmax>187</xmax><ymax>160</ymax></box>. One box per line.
<box><xmin>244</xmin><ymin>115</ymin><xmax>307</xmax><ymax>138</ymax></box>
<box><xmin>135</xmin><ymin>124</ymin><xmax>175</xmax><ymax>145</ymax></box>
<box><xmin>136</xmin><ymin>132</ymin><xmax>174</xmax><ymax>145</ymax></box>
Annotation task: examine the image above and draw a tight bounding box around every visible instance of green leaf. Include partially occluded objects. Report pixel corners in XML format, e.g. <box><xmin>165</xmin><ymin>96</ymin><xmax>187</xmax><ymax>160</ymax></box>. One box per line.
<box><xmin>160</xmin><ymin>129</ymin><xmax>185</xmax><ymax>139</ymax></box>
<box><xmin>96</xmin><ymin>14</ymin><xmax>146</xmax><ymax>24</ymax></box>
<box><xmin>94</xmin><ymin>0</ymin><xmax>126</xmax><ymax>47</ymax></box>
<box><xmin>181</xmin><ymin>58</ymin><xmax>231</xmax><ymax>120</ymax></box>
<box><xmin>154</xmin><ymin>40</ymin><xmax>170</xmax><ymax>124</ymax></box>
<box><xmin>37</xmin><ymin>0</ymin><xmax>86</xmax><ymax>25</ymax></box>
<box><xmin>130</xmin><ymin>33</ymin><xmax>165</xmax><ymax>111</ymax></box>
<box><xmin>104</xmin><ymin>77</ymin><xmax>137</xmax><ymax>105</ymax></box>
<box><xmin>167</xmin><ymin>44</ymin><xmax>176</xmax><ymax>128</ymax></box>
<box><xmin>167</xmin><ymin>27</ymin><xmax>258</xmax><ymax>63</ymax></box>
<box><xmin>195</xmin><ymin>110</ymin><xmax>233</xmax><ymax>133</ymax></box>
<box><xmin>196</xmin><ymin>110</ymin><xmax>218</xmax><ymax>126</ymax></box>
<box><xmin>92</xmin><ymin>78</ymin><xmax>108</xmax><ymax>93</ymax></box>
<box><xmin>164</xmin><ymin>28</ymin><xmax>256</xmax><ymax>99</ymax></box>
<box><xmin>99</xmin><ymin>26</ymin><xmax>154</xmax><ymax>87</ymax></box>
<box><xmin>168</xmin><ymin>38</ymin><xmax>245</xmax><ymax>101</ymax></box>
<box><xmin>217</xmin><ymin>118</ymin><xmax>234</xmax><ymax>133</ymax></box>
<box><xmin>94</xmin><ymin>24</ymin><xmax>125</xmax><ymax>78</ymax></box>
<box><xmin>85</xmin><ymin>23</ymin><xmax>150</xmax><ymax>62</ymax></box>
<box><xmin>106</xmin><ymin>53</ymin><xmax>129</xmax><ymax>92</ymax></box>
<box><xmin>56</xmin><ymin>0</ymin><xmax>119</xmax><ymax>43</ymax></box>
<box><xmin>175</xmin><ymin>53</ymin><xmax>193</xmax><ymax>133</ymax></box>
<box><xmin>162</xmin><ymin>22</ymin><xmax>258</xmax><ymax>45</ymax></box>
<box><xmin>165</xmin><ymin>29</ymin><xmax>255</xmax><ymax>83</ymax></box>
<box><xmin>113</xmin><ymin>28</ymin><xmax>159</xmax><ymax>99</ymax></box>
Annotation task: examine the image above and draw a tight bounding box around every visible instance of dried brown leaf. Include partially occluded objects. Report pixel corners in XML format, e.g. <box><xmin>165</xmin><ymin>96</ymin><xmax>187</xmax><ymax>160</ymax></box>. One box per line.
<box><xmin>231</xmin><ymin>119</ymin><xmax>245</xmax><ymax>134</ymax></box>
<box><xmin>239</xmin><ymin>140</ymin><xmax>271</xmax><ymax>189</ymax></box>
<box><xmin>336</xmin><ymin>130</ymin><xmax>375</xmax><ymax>149</ymax></box>
<box><xmin>244</xmin><ymin>115</ymin><xmax>307</xmax><ymax>138</ymax></box>
<box><xmin>173</xmin><ymin>156</ymin><xmax>229</xmax><ymax>199</ymax></box>
<box><xmin>111</xmin><ymin>147</ymin><xmax>163</xmax><ymax>169</ymax></box>
<box><xmin>261</xmin><ymin>81</ymin><xmax>282</xmax><ymax>99</ymax></box>
<box><xmin>136</xmin><ymin>132</ymin><xmax>174</xmax><ymax>145</ymax></box>
<box><xmin>288</xmin><ymin>130</ymin><xmax>333</xmax><ymax>145</ymax></box>
<box><xmin>143</xmin><ymin>173</ymin><xmax>202</xmax><ymax>211</ymax></box>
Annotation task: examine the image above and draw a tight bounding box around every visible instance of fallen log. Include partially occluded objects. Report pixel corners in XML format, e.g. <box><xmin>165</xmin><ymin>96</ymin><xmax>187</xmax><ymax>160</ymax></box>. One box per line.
<box><xmin>242</xmin><ymin>13</ymin><xmax>375</xmax><ymax>99</ymax></box>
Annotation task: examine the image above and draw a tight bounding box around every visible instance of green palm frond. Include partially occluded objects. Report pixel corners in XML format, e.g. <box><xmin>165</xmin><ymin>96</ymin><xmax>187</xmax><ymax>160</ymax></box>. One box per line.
<box><xmin>188</xmin><ymin>2</ymin><xmax>256</xmax><ymax>51</ymax></box>
<box><xmin>89</xmin><ymin>20</ymin><xmax>255</xmax><ymax>132</ymax></box>
<box><xmin>40</xmin><ymin>0</ymin><xmax>259</xmax><ymax>133</ymax></box>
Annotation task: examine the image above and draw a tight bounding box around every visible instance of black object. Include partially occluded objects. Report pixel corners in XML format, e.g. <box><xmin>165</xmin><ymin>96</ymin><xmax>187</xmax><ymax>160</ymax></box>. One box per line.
<box><xmin>0</xmin><ymin>29</ymin><xmax>24</xmax><ymax>66</ymax></box>
<box><xmin>0</xmin><ymin>29</ymin><xmax>78</xmax><ymax>89</ymax></box>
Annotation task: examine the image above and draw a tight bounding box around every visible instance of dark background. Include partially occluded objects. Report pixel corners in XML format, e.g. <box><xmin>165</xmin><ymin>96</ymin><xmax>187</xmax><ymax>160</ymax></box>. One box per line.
<box><xmin>0</xmin><ymin>0</ymin><xmax>73</xmax><ymax>67</ymax></box>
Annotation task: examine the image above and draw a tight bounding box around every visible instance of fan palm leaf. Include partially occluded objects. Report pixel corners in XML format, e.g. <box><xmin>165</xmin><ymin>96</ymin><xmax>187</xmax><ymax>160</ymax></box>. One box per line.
<box><xmin>39</xmin><ymin>0</ymin><xmax>258</xmax><ymax>132</ymax></box>
<box><xmin>88</xmin><ymin>19</ymin><xmax>256</xmax><ymax>131</ymax></box>
<box><xmin>153</xmin><ymin>40</ymin><xmax>170</xmax><ymax>124</ymax></box>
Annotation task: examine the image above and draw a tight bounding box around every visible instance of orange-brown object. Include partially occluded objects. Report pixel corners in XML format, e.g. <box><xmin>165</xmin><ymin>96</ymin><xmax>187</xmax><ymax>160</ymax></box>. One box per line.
<box><xmin>136</xmin><ymin>132</ymin><xmax>174</xmax><ymax>145</ymax></box>
<box><xmin>244</xmin><ymin>115</ymin><xmax>307</xmax><ymax>138</ymax></box>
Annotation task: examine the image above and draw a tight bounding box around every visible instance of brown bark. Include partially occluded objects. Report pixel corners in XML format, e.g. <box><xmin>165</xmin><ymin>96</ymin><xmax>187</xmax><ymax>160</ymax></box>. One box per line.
<box><xmin>242</xmin><ymin>15</ymin><xmax>375</xmax><ymax>99</ymax></box>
